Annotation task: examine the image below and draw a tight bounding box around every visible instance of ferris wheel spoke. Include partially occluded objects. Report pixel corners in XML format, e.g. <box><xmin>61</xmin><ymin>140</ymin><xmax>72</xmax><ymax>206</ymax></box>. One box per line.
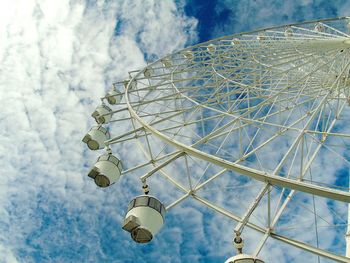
<box><xmin>121</xmin><ymin>150</ymin><xmax>181</xmax><ymax>175</ymax></box>
<box><xmin>266</xmin><ymin>29</ymin><xmax>334</xmax><ymax>40</ymax></box>
<box><xmin>197</xmin><ymin>99</ymin><xmax>311</xmax><ymax>152</ymax></box>
<box><xmin>272</xmin><ymin>95</ymin><xmax>336</xmax><ymax>176</ymax></box>
<box><xmin>165</xmin><ymin>192</ymin><xmax>191</xmax><ymax>211</ymax></box>
<box><xmin>189</xmin><ymin>109</ymin><xmax>319</xmax><ymax>193</ymax></box>
<box><xmin>276</xmin><ymin>223</ymin><xmax>348</xmax><ymax>231</ymax></box>
<box><xmin>301</xmin><ymin>112</ymin><xmax>346</xmax><ymax>179</ymax></box>
<box><xmin>269</xmin><ymin>49</ymin><xmax>341</xmax><ymax>80</ymax></box>
<box><xmin>291</xmin><ymin>23</ymin><xmax>345</xmax><ymax>37</ymax></box>
<box><xmin>107</xmin><ymin>105</ymin><xmax>198</xmax><ymax>145</ymax></box>
<box><xmin>322</xmin><ymin>22</ymin><xmax>350</xmax><ymax>37</ymax></box>
<box><xmin>210</xmin><ymin>55</ymin><xmax>340</xmax><ymax>120</ymax></box>
<box><xmin>261</xmin><ymin>47</ymin><xmax>338</xmax><ymax>70</ymax></box>
<box><xmin>317</xmin><ymin>141</ymin><xmax>350</xmax><ymax>167</ymax></box>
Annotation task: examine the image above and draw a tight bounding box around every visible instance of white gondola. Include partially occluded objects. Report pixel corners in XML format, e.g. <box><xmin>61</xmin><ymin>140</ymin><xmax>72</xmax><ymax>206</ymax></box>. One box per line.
<box><xmin>225</xmin><ymin>254</ymin><xmax>265</xmax><ymax>263</ymax></box>
<box><xmin>143</xmin><ymin>67</ymin><xmax>154</xmax><ymax>78</ymax></box>
<box><xmin>123</xmin><ymin>79</ymin><xmax>137</xmax><ymax>90</ymax></box>
<box><xmin>183</xmin><ymin>50</ymin><xmax>194</xmax><ymax>60</ymax></box>
<box><xmin>256</xmin><ymin>34</ymin><xmax>266</xmax><ymax>41</ymax></box>
<box><xmin>161</xmin><ymin>58</ymin><xmax>172</xmax><ymax>68</ymax></box>
<box><xmin>284</xmin><ymin>27</ymin><xmax>293</xmax><ymax>37</ymax></box>
<box><xmin>231</xmin><ymin>38</ymin><xmax>240</xmax><ymax>46</ymax></box>
<box><xmin>122</xmin><ymin>195</ymin><xmax>166</xmax><ymax>243</ymax></box>
<box><xmin>314</xmin><ymin>23</ymin><xmax>324</xmax><ymax>32</ymax></box>
<box><xmin>82</xmin><ymin>126</ymin><xmax>110</xmax><ymax>150</ymax></box>
<box><xmin>87</xmin><ymin>153</ymin><xmax>123</xmax><ymax>187</ymax></box>
<box><xmin>91</xmin><ymin>104</ymin><xmax>113</xmax><ymax>124</ymax></box>
<box><xmin>207</xmin><ymin>44</ymin><xmax>216</xmax><ymax>53</ymax></box>
<box><xmin>106</xmin><ymin>87</ymin><xmax>123</xmax><ymax>105</ymax></box>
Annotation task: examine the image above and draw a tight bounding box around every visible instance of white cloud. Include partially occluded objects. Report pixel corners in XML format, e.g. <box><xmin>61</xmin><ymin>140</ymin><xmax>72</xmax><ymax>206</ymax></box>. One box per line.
<box><xmin>0</xmin><ymin>244</ymin><xmax>18</xmax><ymax>263</ymax></box>
<box><xmin>0</xmin><ymin>0</ymin><xmax>197</xmax><ymax>261</ymax></box>
<box><xmin>207</xmin><ymin>0</ymin><xmax>350</xmax><ymax>40</ymax></box>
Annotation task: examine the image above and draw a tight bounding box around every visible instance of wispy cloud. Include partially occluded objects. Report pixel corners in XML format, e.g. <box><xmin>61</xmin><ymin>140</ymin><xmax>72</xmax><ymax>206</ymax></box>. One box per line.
<box><xmin>185</xmin><ymin>0</ymin><xmax>350</xmax><ymax>41</ymax></box>
<box><xmin>0</xmin><ymin>0</ymin><xmax>197</xmax><ymax>261</ymax></box>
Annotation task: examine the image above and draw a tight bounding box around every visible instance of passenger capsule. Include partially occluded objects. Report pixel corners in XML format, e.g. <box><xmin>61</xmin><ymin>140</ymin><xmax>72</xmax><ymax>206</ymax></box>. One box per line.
<box><xmin>106</xmin><ymin>88</ymin><xmax>123</xmax><ymax>105</ymax></box>
<box><xmin>122</xmin><ymin>195</ymin><xmax>166</xmax><ymax>243</ymax></box>
<box><xmin>143</xmin><ymin>67</ymin><xmax>154</xmax><ymax>78</ymax></box>
<box><xmin>284</xmin><ymin>27</ymin><xmax>293</xmax><ymax>37</ymax></box>
<box><xmin>87</xmin><ymin>153</ymin><xmax>122</xmax><ymax>187</ymax></box>
<box><xmin>257</xmin><ymin>34</ymin><xmax>266</xmax><ymax>41</ymax></box>
<box><xmin>82</xmin><ymin>126</ymin><xmax>110</xmax><ymax>150</ymax></box>
<box><xmin>123</xmin><ymin>79</ymin><xmax>137</xmax><ymax>90</ymax></box>
<box><xmin>161</xmin><ymin>58</ymin><xmax>172</xmax><ymax>68</ymax></box>
<box><xmin>314</xmin><ymin>23</ymin><xmax>324</xmax><ymax>32</ymax></box>
<box><xmin>183</xmin><ymin>50</ymin><xmax>194</xmax><ymax>60</ymax></box>
<box><xmin>225</xmin><ymin>254</ymin><xmax>265</xmax><ymax>263</ymax></box>
<box><xmin>91</xmin><ymin>104</ymin><xmax>113</xmax><ymax>124</ymax></box>
<box><xmin>231</xmin><ymin>38</ymin><xmax>240</xmax><ymax>46</ymax></box>
<box><xmin>207</xmin><ymin>44</ymin><xmax>216</xmax><ymax>53</ymax></box>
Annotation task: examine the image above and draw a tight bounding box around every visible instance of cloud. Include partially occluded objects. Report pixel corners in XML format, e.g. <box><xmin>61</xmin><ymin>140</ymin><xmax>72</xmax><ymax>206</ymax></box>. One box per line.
<box><xmin>0</xmin><ymin>0</ymin><xmax>197</xmax><ymax>261</ymax></box>
<box><xmin>0</xmin><ymin>244</ymin><xmax>18</xmax><ymax>263</ymax></box>
<box><xmin>185</xmin><ymin>0</ymin><xmax>350</xmax><ymax>41</ymax></box>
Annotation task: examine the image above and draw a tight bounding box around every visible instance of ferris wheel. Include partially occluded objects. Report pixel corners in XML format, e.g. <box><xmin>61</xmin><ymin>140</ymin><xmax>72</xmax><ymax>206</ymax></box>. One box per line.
<box><xmin>83</xmin><ymin>17</ymin><xmax>350</xmax><ymax>262</ymax></box>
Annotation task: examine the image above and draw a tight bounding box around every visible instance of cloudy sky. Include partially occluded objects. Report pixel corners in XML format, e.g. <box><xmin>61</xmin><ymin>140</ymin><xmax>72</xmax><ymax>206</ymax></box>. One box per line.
<box><xmin>2</xmin><ymin>0</ymin><xmax>350</xmax><ymax>262</ymax></box>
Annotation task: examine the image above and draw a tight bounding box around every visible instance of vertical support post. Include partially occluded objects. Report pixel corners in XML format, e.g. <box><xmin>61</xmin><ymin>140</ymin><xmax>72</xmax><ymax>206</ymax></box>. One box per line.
<box><xmin>267</xmin><ymin>184</ymin><xmax>271</xmax><ymax>228</ymax></box>
<box><xmin>234</xmin><ymin>186</ymin><xmax>269</xmax><ymax>235</ymax></box>
<box><xmin>346</xmin><ymin>167</ymin><xmax>350</xmax><ymax>257</ymax></box>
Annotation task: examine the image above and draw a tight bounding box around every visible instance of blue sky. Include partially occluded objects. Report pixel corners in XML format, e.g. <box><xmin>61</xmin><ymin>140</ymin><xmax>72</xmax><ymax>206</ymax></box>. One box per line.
<box><xmin>1</xmin><ymin>0</ymin><xmax>350</xmax><ymax>262</ymax></box>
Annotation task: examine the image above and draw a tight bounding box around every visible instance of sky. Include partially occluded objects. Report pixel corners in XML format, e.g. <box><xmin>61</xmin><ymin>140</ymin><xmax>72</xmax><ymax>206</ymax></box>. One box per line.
<box><xmin>1</xmin><ymin>0</ymin><xmax>350</xmax><ymax>262</ymax></box>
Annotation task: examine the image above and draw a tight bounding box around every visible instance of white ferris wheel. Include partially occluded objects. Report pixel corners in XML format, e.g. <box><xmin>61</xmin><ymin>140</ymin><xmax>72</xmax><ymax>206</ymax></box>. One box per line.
<box><xmin>83</xmin><ymin>17</ymin><xmax>350</xmax><ymax>262</ymax></box>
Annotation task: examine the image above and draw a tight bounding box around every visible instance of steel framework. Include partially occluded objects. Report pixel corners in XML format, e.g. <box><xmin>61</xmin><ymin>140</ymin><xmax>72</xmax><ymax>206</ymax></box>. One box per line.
<box><xmin>87</xmin><ymin>17</ymin><xmax>350</xmax><ymax>262</ymax></box>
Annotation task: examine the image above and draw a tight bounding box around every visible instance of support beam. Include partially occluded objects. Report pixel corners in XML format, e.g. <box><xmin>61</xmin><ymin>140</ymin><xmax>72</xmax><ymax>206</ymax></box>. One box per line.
<box><xmin>193</xmin><ymin>194</ymin><xmax>350</xmax><ymax>263</ymax></box>
<box><xmin>126</xmin><ymin>70</ymin><xmax>350</xmax><ymax>203</ymax></box>
<box><xmin>140</xmin><ymin>152</ymin><xmax>184</xmax><ymax>182</ymax></box>
<box><xmin>346</xmin><ymin>166</ymin><xmax>350</xmax><ymax>257</ymax></box>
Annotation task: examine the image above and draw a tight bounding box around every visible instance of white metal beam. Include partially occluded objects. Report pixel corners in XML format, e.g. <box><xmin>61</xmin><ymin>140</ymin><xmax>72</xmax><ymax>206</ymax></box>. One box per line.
<box><xmin>193</xmin><ymin>194</ymin><xmax>350</xmax><ymax>262</ymax></box>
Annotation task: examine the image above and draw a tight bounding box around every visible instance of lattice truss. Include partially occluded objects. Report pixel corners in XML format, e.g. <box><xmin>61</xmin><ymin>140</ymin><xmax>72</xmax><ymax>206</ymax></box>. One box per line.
<box><xmin>85</xmin><ymin>17</ymin><xmax>350</xmax><ymax>262</ymax></box>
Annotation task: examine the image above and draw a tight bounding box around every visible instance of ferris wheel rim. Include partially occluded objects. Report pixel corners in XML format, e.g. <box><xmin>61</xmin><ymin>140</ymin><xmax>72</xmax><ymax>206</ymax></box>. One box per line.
<box><xmin>125</xmin><ymin>83</ymin><xmax>350</xmax><ymax>203</ymax></box>
<box><xmin>123</xmin><ymin>89</ymin><xmax>350</xmax><ymax>261</ymax></box>
<box><xmin>123</xmin><ymin>91</ymin><xmax>350</xmax><ymax>261</ymax></box>
<box><xmin>159</xmin><ymin>16</ymin><xmax>350</xmax><ymax>57</ymax></box>
<box><xmin>125</xmin><ymin>17</ymin><xmax>350</xmax><ymax>204</ymax></box>
<box><xmin>128</xmin><ymin>17</ymin><xmax>350</xmax><ymax>77</ymax></box>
